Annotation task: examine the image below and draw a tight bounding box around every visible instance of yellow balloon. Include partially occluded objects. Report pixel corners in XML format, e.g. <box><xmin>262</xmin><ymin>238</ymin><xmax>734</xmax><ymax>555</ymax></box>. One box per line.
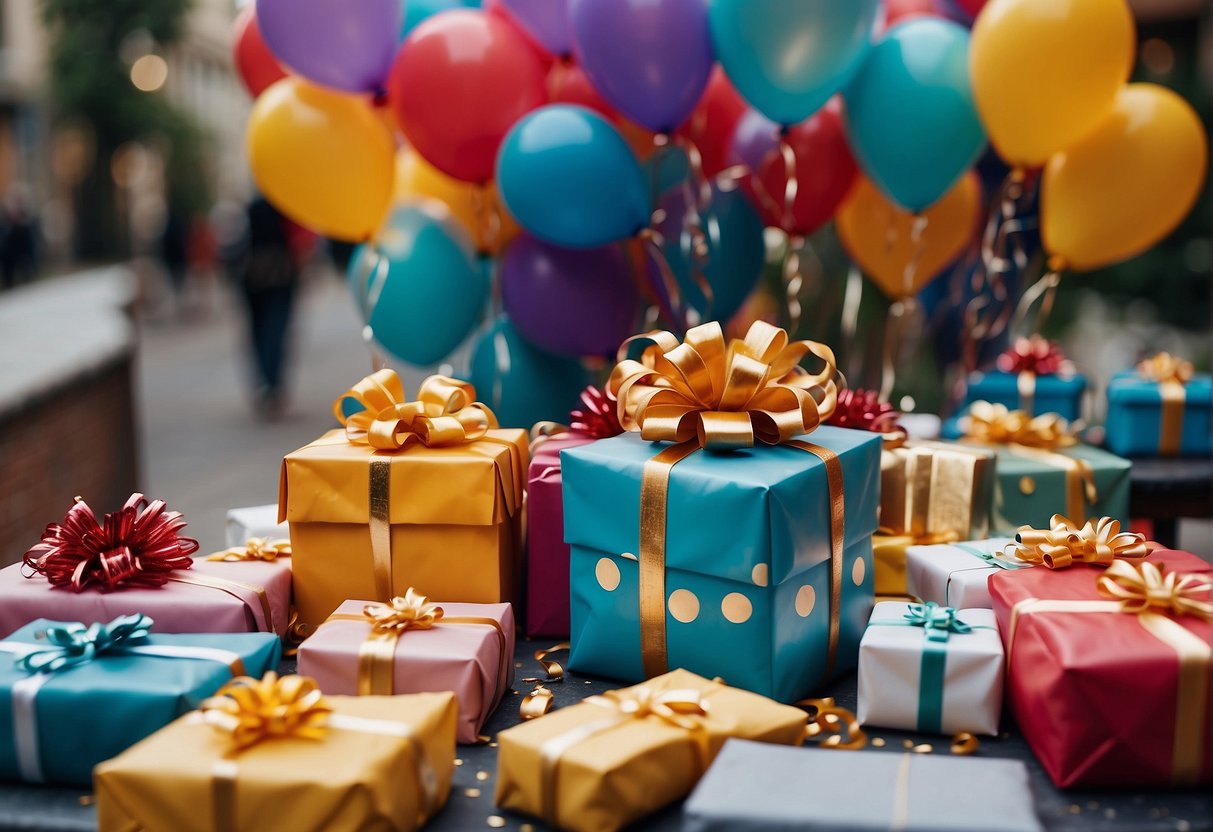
<box><xmin>1042</xmin><ymin>84</ymin><xmax>1208</xmax><ymax>273</ymax></box>
<box><xmin>971</xmin><ymin>0</ymin><xmax>1135</xmax><ymax>169</ymax></box>
<box><xmin>836</xmin><ymin>172</ymin><xmax>982</xmax><ymax>299</ymax></box>
<box><xmin>392</xmin><ymin>147</ymin><xmax>520</xmax><ymax>255</ymax></box>
<box><xmin>247</xmin><ymin>78</ymin><xmax>395</xmax><ymax>242</ymax></box>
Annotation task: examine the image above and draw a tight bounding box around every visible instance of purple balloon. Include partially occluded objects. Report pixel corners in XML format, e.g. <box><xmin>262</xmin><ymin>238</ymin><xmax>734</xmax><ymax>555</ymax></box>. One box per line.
<box><xmin>501</xmin><ymin>234</ymin><xmax>638</xmax><ymax>357</ymax></box>
<box><xmin>257</xmin><ymin>0</ymin><xmax>401</xmax><ymax>93</ymax></box>
<box><xmin>570</xmin><ymin>0</ymin><xmax>714</xmax><ymax>133</ymax></box>
<box><xmin>498</xmin><ymin>0</ymin><xmax>571</xmax><ymax>56</ymax></box>
<box><xmin>729</xmin><ymin>109</ymin><xmax>780</xmax><ymax>171</ymax></box>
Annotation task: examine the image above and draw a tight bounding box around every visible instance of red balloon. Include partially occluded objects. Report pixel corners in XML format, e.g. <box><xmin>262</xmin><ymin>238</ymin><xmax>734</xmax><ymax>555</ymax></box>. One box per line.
<box><xmin>749</xmin><ymin>98</ymin><xmax>857</xmax><ymax>237</ymax></box>
<box><xmin>546</xmin><ymin>60</ymin><xmax>620</xmax><ymax>122</ymax></box>
<box><xmin>388</xmin><ymin>10</ymin><xmax>548</xmax><ymax>183</ymax></box>
<box><xmin>954</xmin><ymin>0</ymin><xmax>987</xmax><ymax>17</ymax></box>
<box><xmin>676</xmin><ymin>65</ymin><xmax>747</xmax><ymax>177</ymax></box>
<box><xmin>232</xmin><ymin>6</ymin><xmax>287</xmax><ymax>97</ymax></box>
<box><xmin>884</xmin><ymin>0</ymin><xmax>938</xmax><ymax>27</ymax></box>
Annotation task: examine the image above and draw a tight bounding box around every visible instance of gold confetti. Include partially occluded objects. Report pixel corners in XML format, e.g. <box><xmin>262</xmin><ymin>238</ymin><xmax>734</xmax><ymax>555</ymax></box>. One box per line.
<box><xmin>911</xmin><ymin>743</ymin><xmax>933</xmax><ymax>754</ymax></box>
<box><xmin>949</xmin><ymin>732</ymin><xmax>980</xmax><ymax>755</ymax></box>
<box><xmin>584</xmin><ymin>680</ymin><xmax>592</xmax><ymax>684</ymax></box>
<box><xmin>871</xmin><ymin>738</ymin><xmax>886</xmax><ymax>748</ymax></box>
<box><xmin>476</xmin><ymin>771</ymin><xmax>491</xmax><ymax>781</ymax></box>
<box><xmin>487</xmin><ymin>816</ymin><xmax>507</xmax><ymax>828</ymax></box>
<box><xmin>514</xmin><ymin>662</ymin><xmax>523</xmax><ymax>668</ymax></box>
<box><xmin>464</xmin><ymin>788</ymin><xmax>482</xmax><ymax>798</ymax></box>
<box><xmin>454</xmin><ymin>758</ymin><xmax>464</xmax><ymax>766</ymax></box>
<box><xmin>490</xmin><ymin>742</ymin><xmax>498</xmax><ymax>748</ymax></box>
<box><xmin>478</xmin><ymin>735</ymin><xmax>492</xmax><ymax>743</ymax></box>
<box><xmin>902</xmin><ymin>739</ymin><xmax>915</xmax><ymax>749</ymax></box>
<box><xmin>1069</xmin><ymin>804</ymin><xmax>1082</xmax><ymax>815</ymax></box>
<box><xmin>521</xmin><ymin>825</ymin><xmax>536</xmax><ymax>832</ymax></box>
<box><xmin>78</xmin><ymin>795</ymin><xmax>95</xmax><ymax>806</ymax></box>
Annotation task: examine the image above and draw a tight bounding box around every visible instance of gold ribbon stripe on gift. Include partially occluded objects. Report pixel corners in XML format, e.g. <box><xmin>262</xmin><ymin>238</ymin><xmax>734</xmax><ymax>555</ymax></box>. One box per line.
<box><xmin>1139</xmin><ymin>352</ymin><xmax>1194</xmax><ymax>456</ymax></box>
<box><xmin>334</xmin><ymin>371</ymin><xmax>522</xmax><ymax>603</ymax></box>
<box><xmin>199</xmin><ymin>673</ymin><xmax>439</xmax><ymax>832</ymax></box>
<box><xmin>609</xmin><ymin>321</ymin><xmax>843</xmax><ymax>679</ymax></box>
<box><xmin>536</xmin><ymin>684</ymin><xmax>716</xmax><ymax>827</ymax></box>
<box><xmin>1006</xmin><ymin>515</ymin><xmax>1148</xmax><ymax>569</ymax></box>
<box><xmin>323</xmin><ymin>588</ymin><xmax>510</xmax><ymax>706</ymax></box>
<box><xmin>1007</xmin><ymin>560</ymin><xmax>1213</xmax><ymax>784</ymax></box>
<box><xmin>961</xmin><ymin>401</ymin><xmax>1096</xmax><ymax>522</ymax></box>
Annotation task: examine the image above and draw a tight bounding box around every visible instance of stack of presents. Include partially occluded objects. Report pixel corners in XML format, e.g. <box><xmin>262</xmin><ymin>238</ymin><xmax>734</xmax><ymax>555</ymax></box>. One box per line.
<box><xmin>1</xmin><ymin>323</ymin><xmax>1209</xmax><ymax>831</ymax></box>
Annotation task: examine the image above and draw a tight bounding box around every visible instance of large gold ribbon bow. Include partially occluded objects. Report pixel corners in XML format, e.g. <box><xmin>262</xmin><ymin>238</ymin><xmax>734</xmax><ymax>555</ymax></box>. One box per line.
<box><xmin>961</xmin><ymin>401</ymin><xmax>1077</xmax><ymax>449</ymax></box>
<box><xmin>200</xmin><ymin>672</ymin><xmax>332</xmax><ymax>751</ymax></box>
<box><xmin>362</xmin><ymin>588</ymin><xmax>444</xmax><ymax>633</ymax></box>
<box><xmin>1138</xmin><ymin>352</ymin><xmax>1194</xmax><ymax>456</ymax></box>
<box><xmin>1138</xmin><ymin>352</ymin><xmax>1194</xmax><ymax>386</ymax></box>
<box><xmin>1008</xmin><ymin>515</ymin><xmax>1149</xmax><ymax>569</ymax></box>
<box><xmin>610</xmin><ymin>320</ymin><xmax>839</xmax><ymax>449</ymax></box>
<box><xmin>335</xmin><ymin>370</ymin><xmax>496</xmax><ymax>451</ymax></box>
<box><xmin>1098</xmin><ymin>560</ymin><xmax>1213</xmax><ymax>619</ymax></box>
<box><xmin>206</xmin><ymin>537</ymin><xmax>291</xmax><ymax>563</ymax></box>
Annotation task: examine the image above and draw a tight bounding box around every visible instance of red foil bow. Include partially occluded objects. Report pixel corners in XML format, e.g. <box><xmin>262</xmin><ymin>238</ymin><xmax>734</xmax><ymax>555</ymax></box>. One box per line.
<box><xmin>996</xmin><ymin>336</ymin><xmax>1071</xmax><ymax>377</ymax></box>
<box><xmin>568</xmin><ymin>386</ymin><xmax>623</xmax><ymax>439</ymax></box>
<box><xmin>23</xmin><ymin>493</ymin><xmax>199</xmax><ymax>592</ymax></box>
<box><xmin>827</xmin><ymin>389</ymin><xmax>905</xmax><ymax>439</ymax></box>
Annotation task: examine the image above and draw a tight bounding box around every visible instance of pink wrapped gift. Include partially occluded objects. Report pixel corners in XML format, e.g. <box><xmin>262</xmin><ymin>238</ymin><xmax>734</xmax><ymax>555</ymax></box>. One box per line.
<box><xmin>526</xmin><ymin>386</ymin><xmax>622</xmax><ymax>637</ymax></box>
<box><xmin>297</xmin><ymin>592</ymin><xmax>515</xmax><ymax>743</ymax></box>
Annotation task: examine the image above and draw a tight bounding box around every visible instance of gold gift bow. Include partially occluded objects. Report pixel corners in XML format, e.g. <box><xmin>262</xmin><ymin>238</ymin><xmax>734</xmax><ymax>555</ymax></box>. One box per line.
<box><xmin>537</xmin><ymin>685</ymin><xmax>714</xmax><ymax>827</ymax></box>
<box><xmin>961</xmin><ymin>401</ymin><xmax>1096</xmax><ymax>521</ymax></box>
<box><xmin>1007</xmin><ymin>561</ymin><xmax>1212</xmax><ymax>784</ymax></box>
<box><xmin>334</xmin><ymin>370</ymin><xmax>521</xmax><ymax>603</ymax></box>
<box><xmin>880</xmin><ymin>441</ymin><xmax>993</xmax><ymax>542</ymax></box>
<box><xmin>206</xmin><ymin>538</ymin><xmax>292</xmax><ymax>563</ymax></box>
<box><xmin>200</xmin><ymin>672</ymin><xmax>438</xmax><ymax>831</ymax></box>
<box><xmin>1006</xmin><ymin>515</ymin><xmax>1148</xmax><ymax>569</ymax></box>
<box><xmin>610</xmin><ymin>321</ymin><xmax>844</xmax><ymax>679</ymax></box>
<box><xmin>1138</xmin><ymin>352</ymin><xmax>1194</xmax><ymax>456</ymax></box>
<box><xmin>323</xmin><ymin>589</ymin><xmax>510</xmax><ymax>710</ymax></box>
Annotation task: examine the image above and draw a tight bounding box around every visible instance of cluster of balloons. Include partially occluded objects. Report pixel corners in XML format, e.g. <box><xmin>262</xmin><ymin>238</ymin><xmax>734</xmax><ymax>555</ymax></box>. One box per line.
<box><xmin>234</xmin><ymin>0</ymin><xmax>1206</xmax><ymax>428</ymax></box>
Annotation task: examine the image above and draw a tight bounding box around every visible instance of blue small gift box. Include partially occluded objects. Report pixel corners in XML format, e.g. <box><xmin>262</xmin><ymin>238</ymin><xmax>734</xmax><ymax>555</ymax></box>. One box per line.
<box><xmin>1106</xmin><ymin>369</ymin><xmax>1211</xmax><ymax>458</ymax></box>
<box><xmin>0</xmin><ymin>615</ymin><xmax>280</xmax><ymax>785</ymax></box>
<box><xmin>964</xmin><ymin>369</ymin><xmax>1087</xmax><ymax>421</ymax></box>
<box><xmin>563</xmin><ymin>426</ymin><xmax>881</xmax><ymax>702</ymax></box>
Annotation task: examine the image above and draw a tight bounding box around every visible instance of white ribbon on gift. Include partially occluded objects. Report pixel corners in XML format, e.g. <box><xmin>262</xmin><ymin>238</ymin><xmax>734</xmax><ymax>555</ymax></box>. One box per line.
<box><xmin>0</xmin><ymin>640</ymin><xmax>246</xmax><ymax>783</ymax></box>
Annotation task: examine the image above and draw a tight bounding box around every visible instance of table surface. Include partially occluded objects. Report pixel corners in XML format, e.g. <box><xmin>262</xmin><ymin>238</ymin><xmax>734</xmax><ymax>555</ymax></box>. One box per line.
<box><xmin>1</xmin><ymin>639</ymin><xmax>1209</xmax><ymax>832</ymax></box>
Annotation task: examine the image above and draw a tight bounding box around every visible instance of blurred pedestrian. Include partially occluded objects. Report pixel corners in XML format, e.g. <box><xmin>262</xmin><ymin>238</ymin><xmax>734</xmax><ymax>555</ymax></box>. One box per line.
<box><xmin>223</xmin><ymin>196</ymin><xmax>303</xmax><ymax>419</ymax></box>
<box><xmin>0</xmin><ymin>190</ymin><xmax>40</xmax><ymax>290</ymax></box>
<box><xmin>159</xmin><ymin>209</ymin><xmax>190</xmax><ymax>312</ymax></box>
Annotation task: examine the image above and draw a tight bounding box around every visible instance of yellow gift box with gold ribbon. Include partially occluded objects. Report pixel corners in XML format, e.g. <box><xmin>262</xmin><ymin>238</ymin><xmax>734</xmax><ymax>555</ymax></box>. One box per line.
<box><xmin>562</xmin><ymin>322</ymin><xmax>882</xmax><ymax>702</ymax></box>
<box><xmin>953</xmin><ymin>402</ymin><xmax>1130</xmax><ymax>535</ymax></box>
<box><xmin>279</xmin><ymin>372</ymin><xmax>527</xmax><ymax>634</ymax></box>
<box><xmin>494</xmin><ymin>668</ymin><xmax>808</xmax><ymax>832</ymax></box>
<box><xmin>96</xmin><ymin>673</ymin><xmax>458</xmax><ymax>831</ymax></box>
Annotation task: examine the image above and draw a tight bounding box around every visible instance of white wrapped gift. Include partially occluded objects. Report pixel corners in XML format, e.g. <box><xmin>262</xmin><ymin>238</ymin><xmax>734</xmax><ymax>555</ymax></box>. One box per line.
<box><xmin>904</xmin><ymin>537</ymin><xmax>1031</xmax><ymax>609</ymax></box>
<box><xmin>857</xmin><ymin>601</ymin><xmax>1004</xmax><ymax>736</ymax></box>
<box><xmin>224</xmin><ymin>504</ymin><xmax>289</xmax><ymax>548</ymax></box>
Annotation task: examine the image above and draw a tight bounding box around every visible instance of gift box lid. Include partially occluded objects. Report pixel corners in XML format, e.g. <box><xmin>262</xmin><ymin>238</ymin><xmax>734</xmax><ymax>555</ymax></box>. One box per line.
<box><xmin>279</xmin><ymin>428</ymin><xmax>527</xmax><ymax>526</ymax></box>
<box><xmin>969</xmin><ymin>368</ymin><xmax>1086</xmax><ymax>391</ymax></box>
<box><xmin>684</xmin><ymin>740</ymin><xmax>1043</xmax><ymax>832</ymax></box>
<box><xmin>562</xmin><ymin>427</ymin><xmax>881</xmax><ymax>586</ymax></box>
<box><xmin>1107</xmin><ymin>370</ymin><xmax>1212</xmax><ymax>408</ymax></box>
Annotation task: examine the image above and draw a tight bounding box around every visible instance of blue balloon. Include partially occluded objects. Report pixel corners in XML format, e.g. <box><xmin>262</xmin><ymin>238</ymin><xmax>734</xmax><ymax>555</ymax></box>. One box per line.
<box><xmin>708</xmin><ymin>0</ymin><xmax>880</xmax><ymax>126</ymax></box>
<box><xmin>466</xmin><ymin>317</ymin><xmax>591</xmax><ymax>428</ymax></box>
<box><xmin>496</xmin><ymin>105</ymin><xmax>651</xmax><ymax>248</ymax></box>
<box><xmin>399</xmin><ymin>0</ymin><xmax>479</xmax><ymax>40</ymax></box>
<box><xmin>347</xmin><ymin>205</ymin><xmax>489</xmax><ymax>366</ymax></box>
<box><xmin>843</xmin><ymin>18</ymin><xmax>986</xmax><ymax>213</ymax></box>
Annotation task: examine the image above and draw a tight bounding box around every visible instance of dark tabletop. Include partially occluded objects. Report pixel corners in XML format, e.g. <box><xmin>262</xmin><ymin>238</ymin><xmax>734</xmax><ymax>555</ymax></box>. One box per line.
<box><xmin>1</xmin><ymin>638</ymin><xmax>1210</xmax><ymax>832</ymax></box>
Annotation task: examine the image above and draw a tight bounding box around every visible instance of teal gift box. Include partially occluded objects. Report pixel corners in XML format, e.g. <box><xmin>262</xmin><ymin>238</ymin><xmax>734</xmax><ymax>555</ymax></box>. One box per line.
<box><xmin>563</xmin><ymin>426</ymin><xmax>881</xmax><ymax>702</ymax></box>
<box><xmin>0</xmin><ymin>616</ymin><xmax>280</xmax><ymax>785</ymax></box>
<box><xmin>964</xmin><ymin>369</ymin><xmax>1086</xmax><ymax>421</ymax></box>
<box><xmin>1106</xmin><ymin>369</ymin><xmax>1211</xmax><ymax>458</ymax></box>
<box><xmin>983</xmin><ymin>443</ymin><xmax>1130</xmax><ymax>534</ymax></box>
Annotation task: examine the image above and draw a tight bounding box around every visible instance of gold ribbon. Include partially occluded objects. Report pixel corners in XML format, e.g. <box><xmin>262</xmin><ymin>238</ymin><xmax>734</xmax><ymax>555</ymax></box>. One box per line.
<box><xmin>323</xmin><ymin>588</ymin><xmax>510</xmax><ymax>707</ymax></box>
<box><xmin>200</xmin><ymin>672</ymin><xmax>436</xmax><ymax>830</ymax></box>
<box><xmin>167</xmin><ymin>573</ymin><xmax>276</xmax><ymax>636</ymax></box>
<box><xmin>206</xmin><ymin>538</ymin><xmax>291</xmax><ymax>563</ymax></box>
<box><xmin>333</xmin><ymin>371</ymin><xmax>508</xmax><ymax>602</ymax></box>
<box><xmin>1007</xmin><ymin>515</ymin><xmax>1149</xmax><ymax>569</ymax></box>
<box><xmin>537</xmin><ymin>685</ymin><xmax>713</xmax><ymax>827</ymax></box>
<box><xmin>961</xmin><ymin>401</ymin><xmax>1096</xmax><ymax>521</ymax></box>
<box><xmin>609</xmin><ymin>322</ymin><xmax>843</xmax><ymax>679</ymax></box>
<box><xmin>1138</xmin><ymin>353</ymin><xmax>1194</xmax><ymax>456</ymax></box>
<box><xmin>879</xmin><ymin>441</ymin><xmax>992</xmax><ymax>542</ymax></box>
<box><xmin>1007</xmin><ymin>561</ymin><xmax>1212</xmax><ymax>784</ymax></box>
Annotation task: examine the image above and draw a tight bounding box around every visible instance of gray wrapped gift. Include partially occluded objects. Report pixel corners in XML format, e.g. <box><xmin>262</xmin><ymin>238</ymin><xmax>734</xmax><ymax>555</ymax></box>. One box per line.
<box><xmin>683</xmin><ymin>740</ymin><xmax>1042</xmax><ymax>832</ymax></box>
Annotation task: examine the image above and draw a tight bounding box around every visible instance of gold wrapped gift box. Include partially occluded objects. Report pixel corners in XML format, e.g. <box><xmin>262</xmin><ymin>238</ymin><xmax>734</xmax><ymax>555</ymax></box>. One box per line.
<box><xmin>280</xmin><ymin>428</ymin><xmax>527</xmax><ymax>632</ymax></box>
<box><xmin>96</xmin><ymin>688</ymin><xmax>458</xmax><ymax>832</ymax></box>
<box><xmin>495</xmin><ymin>669</ymin><xmax>807</xmax><ymax>832</ymax></box>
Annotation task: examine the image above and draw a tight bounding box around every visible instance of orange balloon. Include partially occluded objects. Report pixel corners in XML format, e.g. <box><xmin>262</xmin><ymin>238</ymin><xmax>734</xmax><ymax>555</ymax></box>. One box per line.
<box><xmin>836</xmin><ymin>172</ymin><xmax>981</xmax><ymax>298</ymax></box>
<box><xmin>392</xmin><ymin>146</ymin><xmax>520</xmax><ymax>255</ymax></box>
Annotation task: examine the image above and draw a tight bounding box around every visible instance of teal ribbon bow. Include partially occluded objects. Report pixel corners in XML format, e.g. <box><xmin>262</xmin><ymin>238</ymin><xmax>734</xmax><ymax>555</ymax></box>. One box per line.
<box><xmin>18</xmin><ymin>614</ymin><xmax>153</xmax><ymax>674</ymax></box>
<box><xmin>954</xmin><ymin>543</ymin><xmax>1030</xmax><ymax>571</ymax></box>
<box><xmin>872</xmin><ymin>603</ymin><xmax>994</xmax><ymax>734</ymax></box>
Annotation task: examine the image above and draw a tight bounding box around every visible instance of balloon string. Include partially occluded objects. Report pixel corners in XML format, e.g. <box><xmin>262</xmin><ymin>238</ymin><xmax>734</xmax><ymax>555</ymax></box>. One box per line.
<box><xmin>666</xmin><ymin>134</ymin><xmax>715</xmax><ymax>322</ymax></box>
<box><xmin>901</xmin><ymin>213</ymin><xmax>929</xmax><ymax>298</ymax></box>
<box><xmin>354</xmin><ymin>245</ymin><xmax>391</xmax><ymax>371</ymax></box>
<box><xmin>783</xmin><ymin>235</ymin><xmax>804</xmax><ymax>335</ymax></box>
<box><xmin>638</xmin><ymin>225</ymin><xmax>687</xmax><ymax>331</ymax></box>
<box><xmin>1010</xmin><ymin>267</ymin><xmax>1061</xmax><ymax>337</ymax></box>
<box><xmin>880</xmin><ymin>298</ymin><xmax>916</xmax><ymax>403</ymax></box>
<box><xmin>671</xmin><ymin>133</ymin><xmax>713</xmax><ymax>213</ymax></box>
<box><xmin>841</xmin><ymin>263</ymin><xmax>864</xmax><ymax>381</ymax></box>
<box><xmin>470</xmin><ymin>183</ymin><xmax>503</xmax><ymax>257</ymax></box>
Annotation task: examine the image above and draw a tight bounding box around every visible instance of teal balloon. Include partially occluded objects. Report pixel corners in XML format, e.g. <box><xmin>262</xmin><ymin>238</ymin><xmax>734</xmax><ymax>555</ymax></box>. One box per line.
<box><xmin>708</xmin><ymin>0</ymin><xmax>879</xmax><ymax>126</ymax></box>
<box><xmin>843</xmin><ymin>18</ymin><xmax>986</xmax><ymax>213</ymax></box>
<box><xmin>466</xmin><ymin>317</ymin><xmax>591</xmax><ymax>428</ymax></box>
<box><xmin>347</xmin><ymin>205</ymin><xmax>488</xmax><ymax>366</ymax></box>
<box><xmin>496</xmin><ymin>105</ymin><xmax>650</xmax><ymax>249</ymax></box>
<box><xmin>399</xmin><ymin>0</ymin><xmax>479</xmax><ymax>40</ymax></box>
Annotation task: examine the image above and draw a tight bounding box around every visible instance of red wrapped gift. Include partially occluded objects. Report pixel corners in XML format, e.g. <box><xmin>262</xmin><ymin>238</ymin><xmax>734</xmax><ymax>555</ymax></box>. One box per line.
<box><xmin>989</xmin><ymin>546</ymin><xmax>1212</xmax><ymax>788</ymax></box>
